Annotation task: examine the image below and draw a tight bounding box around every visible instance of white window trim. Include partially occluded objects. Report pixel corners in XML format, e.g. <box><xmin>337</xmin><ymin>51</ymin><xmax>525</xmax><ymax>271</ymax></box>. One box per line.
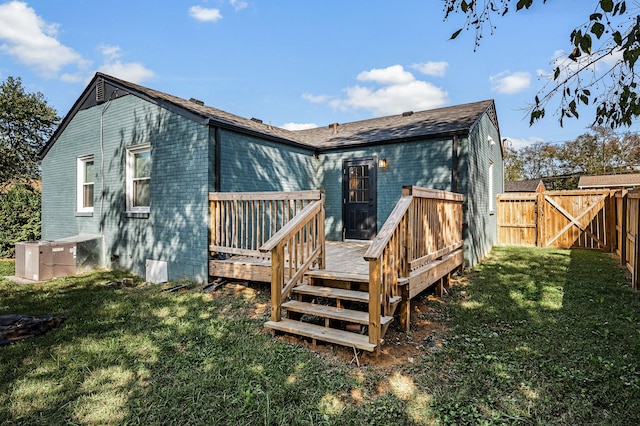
<box><xmin>488</xmin><ymin>160</ymin><xmax>495</xmax><ymax>212</ymax></box>
<box><xmin>77</xmin><ymin>155</ymin><xmax>94</xmax><ymax>213</ymax></box>
<box><xmin>126</xmin><ymin>143</ymin><xmax>151</xmax><ymax>213</ymax></box>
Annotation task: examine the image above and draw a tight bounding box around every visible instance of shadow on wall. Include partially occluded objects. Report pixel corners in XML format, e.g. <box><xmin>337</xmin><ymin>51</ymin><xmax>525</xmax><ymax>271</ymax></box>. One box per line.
<box><xmin>221</xmin><ymin>133</ymin><xmax>317</xmax><ymax>192</ymax></box>
<box><xmin>98</xmin><ymin>104</ymin><xmax>209</xmax><ymax>282</ymax></box>
<box><xmin>319</xmin><ymin>135</ymin><xmax>454</xmax><ymax>241</ymax></box>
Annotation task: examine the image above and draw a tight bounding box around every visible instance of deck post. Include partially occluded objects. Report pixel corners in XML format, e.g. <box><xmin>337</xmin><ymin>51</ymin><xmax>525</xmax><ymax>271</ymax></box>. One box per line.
<box><xmin>318</xmin><ymin>195</ymin><xmax>326</xmax><ymax>269</ymax></box>
<box><xmin>368</xmin><ymin>258</ymin><xmax>381</xmax><ymax>348</ymax></box>
<box><xmin>399</xmin><ymin>284</ymin><xmax>410</xmax><ymax>331</ymax></box>
<box><xmin>271</xmin><ymin>244</ymin><xmax>284</xmax><ymax>322</ymax></box>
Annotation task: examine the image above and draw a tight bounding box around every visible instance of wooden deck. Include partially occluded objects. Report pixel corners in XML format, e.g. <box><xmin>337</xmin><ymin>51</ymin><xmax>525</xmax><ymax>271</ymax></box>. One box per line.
<box><xmin>209</xmin><ymin>187</ymin><xmax>464</xmax><ymax>353</ymax></box>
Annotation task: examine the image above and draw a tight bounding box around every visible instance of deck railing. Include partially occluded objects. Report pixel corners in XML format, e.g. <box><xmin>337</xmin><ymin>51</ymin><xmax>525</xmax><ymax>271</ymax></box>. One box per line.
<box><xmin>209</xmin><ymin>190</ymin><xmax>323</xmax><ymax>258</ymax></box>
<box><xmin>260</xmin><ymin>197</ymin><xmax>325</xmax><ymax>322</ymax></box>
<box><xmin>364</xmin><ymin>186</ymin><xmax>464</xmax><ymax>346</ymax></box>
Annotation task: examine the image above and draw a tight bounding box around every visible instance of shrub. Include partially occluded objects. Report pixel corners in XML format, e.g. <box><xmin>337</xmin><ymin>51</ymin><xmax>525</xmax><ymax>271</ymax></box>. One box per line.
<box><xmin>0</xmin><ymin>181</ymin><xmax>41</xmax><ymax>258</ymax></box>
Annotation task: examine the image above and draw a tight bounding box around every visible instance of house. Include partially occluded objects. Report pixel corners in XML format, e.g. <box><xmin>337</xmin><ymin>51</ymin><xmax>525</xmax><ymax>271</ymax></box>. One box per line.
<box><xmin>40</xmin><ymin>73</ymin><xmax>504</xmax><ymax>284</ymax></box>
<box><xmin>504</xmin><ymin>178</ymin><xmax>545</xmax><ymax>193</ymax></box>
<box><xmin>578</xmin><ymin>173</ymin><xmax>640</xmax><ymax>190</ymax></box>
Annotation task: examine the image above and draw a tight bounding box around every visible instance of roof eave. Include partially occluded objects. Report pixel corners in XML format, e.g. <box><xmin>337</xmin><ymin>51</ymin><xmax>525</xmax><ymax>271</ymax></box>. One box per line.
<box><xmin>315</xmin><ymin>129</ymin><xmax>470</xmax><ymax>152</ymax></box>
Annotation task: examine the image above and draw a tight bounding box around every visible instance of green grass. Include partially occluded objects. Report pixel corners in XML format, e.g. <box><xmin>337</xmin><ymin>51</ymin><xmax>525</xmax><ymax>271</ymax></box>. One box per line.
<box><xmin>1</xmin><ymin>247</ymin><xmax>640</xmax><ymax>425</ymax></box>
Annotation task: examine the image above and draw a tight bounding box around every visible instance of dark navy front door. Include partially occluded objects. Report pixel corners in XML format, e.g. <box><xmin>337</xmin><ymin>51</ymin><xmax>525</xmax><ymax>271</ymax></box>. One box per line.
<box><xmin>342</xmin><ymin>157</ymin><xmax>377</xmax><ymax>240</ymax></box>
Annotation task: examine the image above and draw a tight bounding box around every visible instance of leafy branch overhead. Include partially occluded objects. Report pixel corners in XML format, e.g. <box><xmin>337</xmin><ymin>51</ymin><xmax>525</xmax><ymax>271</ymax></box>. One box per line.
<box><xmin>444</xmin><ymin>0</ymin><xmax>640</xmax><ymax>128</ymax></box>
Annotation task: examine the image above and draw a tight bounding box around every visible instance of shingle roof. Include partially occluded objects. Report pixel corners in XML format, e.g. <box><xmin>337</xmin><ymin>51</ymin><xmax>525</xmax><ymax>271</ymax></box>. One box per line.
<box><xmin>42</xmin><ymin>73</ymin><xmax>497</xmax><ymax>157</ymax></box>
<box><xmin>504</xmin><ymin>179</ymin><xmax>545</xmax><ymax>192</ymax></box>
<box><xmin>578</xmin><ymin>173</ymin><xmax>640</xmax><ymax>189</ymax></box>
<box><xmin>294</xmin><ymin>101</ymin><xmax>494</xmax><ymax>148</ymax></box>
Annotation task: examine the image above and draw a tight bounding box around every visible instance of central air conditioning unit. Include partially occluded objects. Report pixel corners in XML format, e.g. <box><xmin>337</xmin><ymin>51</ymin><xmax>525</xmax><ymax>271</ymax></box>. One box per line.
<box><xmin>15</xmin><ymin>235</ymin><xmax>102</xmax><ymax>281</ymax></box>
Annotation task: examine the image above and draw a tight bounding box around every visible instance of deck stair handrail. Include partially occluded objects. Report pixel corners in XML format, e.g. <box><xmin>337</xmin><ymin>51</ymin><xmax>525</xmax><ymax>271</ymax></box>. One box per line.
<box><xmin>364</xmin><ymin>186</ymin><xmax>464</xmax><ymax>347</ymax></box>
<box><xmin>209</xmin><ymin>190</ymin><xmax>323</xmax><ymax>258</ymax></box>
<box><xmin>259</xmin><ymin>196</ymin><xmax>325</xmax><ymax>322</ymax></box>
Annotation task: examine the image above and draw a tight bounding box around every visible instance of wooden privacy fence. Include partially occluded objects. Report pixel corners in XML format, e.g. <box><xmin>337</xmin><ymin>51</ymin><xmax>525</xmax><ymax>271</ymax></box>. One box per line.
<box><xmin>614</xmin><ymin>190</ymin><xmax>640</xmax><ymax>290</ymax></box>
<box><xmin>497</xmin><ymin>190</ymin><xmax>615</xmax><ymax>250</ymax></box>
<box><xmin>498</xmin><ymin>188</ymin><xmax>640</xmax><ymax>291</ymax></box>
<box><xmin>364</xmin><ymin>186</ymin><xmax>464</xmax><ymax>345</ymax></box>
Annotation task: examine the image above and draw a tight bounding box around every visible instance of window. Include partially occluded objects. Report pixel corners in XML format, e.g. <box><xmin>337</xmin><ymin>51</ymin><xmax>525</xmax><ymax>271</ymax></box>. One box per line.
<box><xmin>77</xmin><ymin>155</ymin><xmax>94</xmax><ymax>212</ymax></box>
<box><xmin>348</xmin><ymin>165</ymin><xmax>370</xmax><ymax>203</ymax></box>
<box><xmin>126</xmin><ymin>144</ymin><xmax>151</xmax><ymax>212</ymax></box>
<box><xmin>488</xmin><ymin>160</ymin><xmax>494</xmax><ymax>212</ymax></box>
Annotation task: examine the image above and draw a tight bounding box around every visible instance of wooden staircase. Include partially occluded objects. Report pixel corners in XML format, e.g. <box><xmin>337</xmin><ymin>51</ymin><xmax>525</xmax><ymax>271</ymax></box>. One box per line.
<box><xmin>264</xmin><ymin>270</ymin><xmax>401</xmax><ymax>352</ymax></box>
<box><xmin>209</xmin><ymin>187</ymin><xmax>465</xmax><ymax>354</ymax></box>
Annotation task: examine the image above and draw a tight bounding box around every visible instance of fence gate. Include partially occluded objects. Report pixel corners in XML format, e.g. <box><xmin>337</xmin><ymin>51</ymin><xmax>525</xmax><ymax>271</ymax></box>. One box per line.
<box><xmin>497</xmin><ymin>190</ymin><xmax>615</xmax><ymax>250</ymax></box>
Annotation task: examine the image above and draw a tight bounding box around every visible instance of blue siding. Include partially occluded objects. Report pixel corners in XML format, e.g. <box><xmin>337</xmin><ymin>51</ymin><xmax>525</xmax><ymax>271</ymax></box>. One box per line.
<box><xmin>42</xmin><ymin>95</ymin><xmax>211</xmax><ymax>283</ymax></box>
<box><xmin>319</xmin><ymin>139</ymin><xmax>454</xmax><ymax>240</ymax></box>
<box><xmin>42</xmin><ymin>88</ymin><xmax>503</xmax><ymax>282</ymax></box>
<box><xmin>219</xmin><ymin>130</ymin><xmax>317</xmax><ymax>192</ymax></box>
<box><xmin>463</xmin><ymin>113</ymin><xmax>503</xmax><ymax>266</ymax></box>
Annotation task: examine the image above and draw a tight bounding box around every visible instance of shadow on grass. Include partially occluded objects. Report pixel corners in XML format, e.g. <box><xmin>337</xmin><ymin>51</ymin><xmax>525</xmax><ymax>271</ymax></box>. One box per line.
<box><xmin>422</xmin><ymin>247</ymin><xmax>640</xmax><ymax>424</ymax></box>
<box><xmin>3</xmin><ymin>248</ymin><xmax>640</xmax><ymax>425</ymax></box>
<box><xmin>0</xmin><ymin>270</ymin><xmax>400</xmax><ymax>425</ymax></box>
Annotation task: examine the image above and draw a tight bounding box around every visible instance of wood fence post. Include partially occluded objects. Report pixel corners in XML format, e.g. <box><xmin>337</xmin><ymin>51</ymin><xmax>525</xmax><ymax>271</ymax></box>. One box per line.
<box><xmin>606</xmin><ymin>191</ymin><xmax>616</xmax><ymax>252</ymax></box>
<box><xmin>536</xmin><ymin>192</ymin><xmax>544</xmax><ymax>247</ymax></box>
<box><xmin>621</xmin><ymin>191</ymin><xmax>628</xmax><ymax>266</ymax></box>
<box><xmin>635</xmin><ymin>203</ymin><xmax>640</xmax><ymax>291</ymax></box>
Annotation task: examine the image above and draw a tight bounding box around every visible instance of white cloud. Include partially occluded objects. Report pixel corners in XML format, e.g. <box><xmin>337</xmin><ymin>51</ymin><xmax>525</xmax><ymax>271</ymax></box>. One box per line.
<box><xmin>357</xmin><ymin>64</ymin><xmax>415</xmax><ymax>85</ymax></box>
<box><xmin>98</xmin><ymin>61</ymin><xmax>155</xmax><ymax>84</ymax></box>
<box><xmin>281</xmin><ymin>122</ymin><xmax>318</xmax><ymax>131</ymax></box>
<box><xmin>0</xmin><ymin>1</ymin><xmax>88</xmax><ymax>77</ymax></box>
<box><xmin>503</xmin><ymin>136</ymin><xmax>545</xmax><ymax>150</ymax></box>
<box><xmin>100</xmin><ymin>45</ymin><xmax>122</xmax><ymax>62</ymax></box>
<box><xmin>490</xmin><ymin>71</ymin><xmax>532</xmax><ymax>94</ymax></box>
<box><xmin>230</xmin><ymin>0</ymin><xmax>248</xmax><ymax>11</ymax></box>
<box><xmin>189</xmin><ymin>5</ymin><xmax>223</xmax><ymax>22</ymax></box>
<box><xmin>412</xmin><ymin>61</ymin><xmax>449</xmax><ymax>77</ymax></box>
<box><xmin>302</xmin><ymin>93</ymin><xmax>331</xmax><ymax>103</ymax></box>
<box><xmin>313</xmin><ymin>65</ymin><xmax>448</xmax><ymax>116</ymax></box>
<box><xmin>97</xmin><ymin>45</ymin><xmax>154</xmax><ymax>83</ymax></box>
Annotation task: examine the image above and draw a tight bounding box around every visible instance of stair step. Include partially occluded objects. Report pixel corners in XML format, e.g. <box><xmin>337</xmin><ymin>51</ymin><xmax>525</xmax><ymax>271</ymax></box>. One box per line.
<box><xmin>304</xmin><ymin>270</ymin><xmax>369</xmax><ymax>283</ymax></box>
<box><xmin>282</xmin><ymin>300</ymin><xmax>394</xmax><ymax>326</ymax></box>
<box><xmin>265</xmin><ymin>319</ymin><xmax>377</xmax><ymax>352</ymax></box>
<box><xmin>293</xmin><ymin>284</ymin><xmax>401</xmax><ymax>305</ymax></box>
<box><xmin>293</xmin><ymin>285</ymin><xmax>369</xmax><ymax>303</ymax></box>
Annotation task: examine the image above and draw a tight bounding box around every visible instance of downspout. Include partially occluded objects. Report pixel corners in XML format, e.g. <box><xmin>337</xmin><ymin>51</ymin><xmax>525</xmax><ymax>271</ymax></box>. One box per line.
<box><xmin>452</xmin><ymin>135</ymin><xmax>459</xmax><ymax>193</ymax></box>
<box><xmin>99</xmin><ymin>95</ymin><xmax>113</xmax><ymax>268</ymax></box>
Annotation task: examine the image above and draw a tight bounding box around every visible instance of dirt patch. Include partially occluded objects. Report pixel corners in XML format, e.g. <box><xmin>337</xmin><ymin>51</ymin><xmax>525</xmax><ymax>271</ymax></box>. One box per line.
<box><xmin>206</xmin><ymin>275</ymin><xmax>469</xmax><ymax>369</ymax></box>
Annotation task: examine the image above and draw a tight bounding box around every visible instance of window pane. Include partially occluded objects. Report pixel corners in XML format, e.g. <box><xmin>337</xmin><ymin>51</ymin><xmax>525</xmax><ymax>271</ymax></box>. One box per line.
<box><xmin>134</xmin><ymin>151</ymin><xmax>151</xmax><ymax>178</ymax></box>
<box><xmin>133</xmin><ymin>179</ymin><xmax>150</xmax><ymax>207</ymax></box>
<box><xmin>347</xmin><ymin>164</ymin><xmax>369</xmax><ymax>203</ymax></box>
<box><xmin>84</xmin><ymin>161</ymin><xmax>94</xmax><ymax>183</ymax></box>
<box><xmin>83</xmin><ymin>184</ymin><xmax>94</xmax><ymax>208</ymax></box>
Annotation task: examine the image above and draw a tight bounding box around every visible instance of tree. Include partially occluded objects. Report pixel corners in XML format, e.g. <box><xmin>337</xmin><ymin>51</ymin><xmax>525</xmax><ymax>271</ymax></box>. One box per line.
<box><xmin>444</xmin><ymin>0</ymin><xmax>640</xmax><ymax>128</ymax></box>
<box><xmin>0</xmin><ymin>181</ymin><xmax>41</xmax><ymax>258</ymax></box>
<box><xmin>503</xmin><ymin>144</ymin><xmax>524</xmax><ymax>181</ymax></box>
<box><xmin>504</xmin><ymin>127</ymin><xmax>640</xmax><ymax>189</ymax></box>
<box><xmin>0</xmin><ymin>76</ymin><xmax>59</xmax><ymax>185</ymax></box>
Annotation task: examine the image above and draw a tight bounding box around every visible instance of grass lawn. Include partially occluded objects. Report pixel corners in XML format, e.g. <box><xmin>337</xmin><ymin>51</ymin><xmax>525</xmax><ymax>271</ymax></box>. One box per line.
<box><xmin>1</xmin><ymin>248</ymin><xmax>639</xmax><ymax>425</ymax></box>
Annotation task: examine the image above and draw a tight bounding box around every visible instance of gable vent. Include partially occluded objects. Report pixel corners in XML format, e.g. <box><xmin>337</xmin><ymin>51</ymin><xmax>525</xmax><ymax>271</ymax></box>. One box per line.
<box><xmin>96</xmin><ymin>78</ymin><xmax>105</xmax><ymax>104</ymax></box>
<box><xmin>189</xmin><ymin>98</ymin><xmax>204</xmax><ymax>106</ymax></box>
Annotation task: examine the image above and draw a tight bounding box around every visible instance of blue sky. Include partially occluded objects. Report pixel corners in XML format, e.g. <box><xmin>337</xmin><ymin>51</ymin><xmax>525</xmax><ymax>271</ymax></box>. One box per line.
<box><xmin>0</xmin><ymin>0</ymin><xmax>636</xmax><ymax>149</ymax></box>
